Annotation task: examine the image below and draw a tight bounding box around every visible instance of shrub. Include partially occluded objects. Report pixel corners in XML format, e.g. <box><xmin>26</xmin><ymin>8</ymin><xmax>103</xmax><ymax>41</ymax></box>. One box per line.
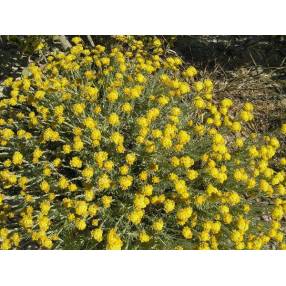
<box><xmin>0</xmin><ymin>36</ymin><xmax>285</xmax><ymax>250</ymax></box>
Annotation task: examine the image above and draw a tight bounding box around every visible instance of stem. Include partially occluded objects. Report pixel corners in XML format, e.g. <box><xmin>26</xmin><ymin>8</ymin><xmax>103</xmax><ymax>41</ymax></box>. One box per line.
<box><xmin>87</xmin><ymin>36</ymin><xmax>95</xmax><ymax>47</ymax></box>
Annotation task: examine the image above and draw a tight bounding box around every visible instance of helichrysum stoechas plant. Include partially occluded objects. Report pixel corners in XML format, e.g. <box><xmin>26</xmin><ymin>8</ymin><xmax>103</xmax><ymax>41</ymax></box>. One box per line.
<box><xmin>0</xmin><ymin>36</ymin><xmax>285</xmax><ymax>250</ymax></box>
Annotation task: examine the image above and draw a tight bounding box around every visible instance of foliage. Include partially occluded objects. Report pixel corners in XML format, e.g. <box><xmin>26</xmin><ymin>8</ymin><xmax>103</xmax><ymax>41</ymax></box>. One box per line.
<box><xmin>0</xmin><ymin>36</ymin><xmax>285</xmax><ymax>250</ymax></box>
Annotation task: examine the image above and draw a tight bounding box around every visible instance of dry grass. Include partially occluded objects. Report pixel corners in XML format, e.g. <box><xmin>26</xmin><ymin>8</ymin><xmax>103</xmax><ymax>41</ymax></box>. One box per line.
<box><xmin>173</xmin><ymin>36</ymin><xmax>286</xmax><ymax>134</ymax></box>
<box><xmin>212</xmin><ymin>66</ymin><xmax>285</xmax><ymax>134</ymax></box>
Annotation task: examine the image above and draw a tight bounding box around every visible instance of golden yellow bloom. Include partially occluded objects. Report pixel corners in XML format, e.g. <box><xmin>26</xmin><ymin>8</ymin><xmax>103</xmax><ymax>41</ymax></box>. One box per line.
<box><xmin>40</xmin><ymin>180</ymin><xmax>50</xmax><ymax>193</ymax></box>
<box><xmin>82</xmin><ymin>166</ymin><xmax>94</xmax><ymax>180</ymax></box>
<box><xmin>281</xmin><ymin>123</ymin><xmax>286</xmax><ymax>135</ymax></box>
<box><xmin>139</xmin><ymin>231</ymin><xmax>151</xmax><ymax>243</ymax></box>
<box><xmin>121</xmin><ymin>102</ymin><xmax>133</xmax><ymax>113</ymax></box>
<box><xmin>126</xmin><ymin>153</ymin><xmax>136</xmax><ymax>165</ymax></box>
<box><xmin>98</xmin><ymin>174</ymin><xmax>111</xmax><ymax>190</ymax></box>
<box><xmin>102</xmin><ymin>195</ymin><xmax>112</xmax><ymax>208</ymax></box>
<box><xmin>70</xmin><ymin>156</ymin><xmax>82</xmax><ymax>169</ymax></box>
<box><xmin>129</xmin><ymin>209</ymin><xmax>144</xmax><ymax>225</ymax></box>
<box><xmin>75</xmin><ymin>219</ymin><xmax>86</xmax><ymax>230</ymax></box>
<box><xmin>177</xmin><ymin>207</ymin><xmax>193</xmax><ymax>225</ymax></box>
<box><xmin>12</xmin><ymin>151</ymin><xmax>23</xmax><ymax>165</ymax></box>
<box><xmin>91</xmin><ymin>228</ymin><xmax>103</xmax><ymax>242</ymax></box>
<box><xmin>183</xmin><ymin>66</ymin><xmax>198</xmax><ymax>78</ymax></box>
<box><xmin>107</xmin><ymin>90</ymin><xmax>119</xmax><ymax>102</ymax></box>
<box><xmin>106</xmin><ymin>229</ymin><xmax>123</xmax><ymax>250</ymax></box>
<box><xmin>118</xmin><ymin>175</ymin><xmax>133</xmax><ymax>190</ymax></box>
<box><xmin>152</xmin><ymin>218</ymin><xmax>164</xmax><ymax>232</ymax></box>
<box><xmin>73</xmin><ymin>103</ymin><xmax>85</xmax><ymax>115</ymax></box>
<box><xmin>164</xmin><ymin>199</ymin><xmax>175</xmax><ymax>213</ymax></box>
<box><xmin>182</xmin><ymin>227</ymin><xmax>193</xmax><ymax>239</ymax></box>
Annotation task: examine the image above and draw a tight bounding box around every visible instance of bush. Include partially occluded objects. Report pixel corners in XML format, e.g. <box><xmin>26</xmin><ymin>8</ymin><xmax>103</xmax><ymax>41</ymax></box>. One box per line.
<box><xmin>0</xmin><ymin>36</ymin><xmax>285</xmax><ymax>250</ymax></box>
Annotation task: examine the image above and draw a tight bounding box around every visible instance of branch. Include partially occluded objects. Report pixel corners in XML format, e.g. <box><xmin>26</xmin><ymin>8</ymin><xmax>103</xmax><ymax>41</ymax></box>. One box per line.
<box><xmin>87</xmin><ymin>35</ymin><xmax>95</xmax><ymax>47</ymax></box>
<box><xmin>53</xmin><ymin>35</ymin><xmax>72</xmax><ymax>51</ymax></box>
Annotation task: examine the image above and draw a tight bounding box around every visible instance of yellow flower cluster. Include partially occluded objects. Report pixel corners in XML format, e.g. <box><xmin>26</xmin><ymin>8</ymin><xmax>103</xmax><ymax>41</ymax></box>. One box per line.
<box><xmin>0</xmin><ymin>36</ymin><xmax>285</xmax><ymax>250</ymax></box>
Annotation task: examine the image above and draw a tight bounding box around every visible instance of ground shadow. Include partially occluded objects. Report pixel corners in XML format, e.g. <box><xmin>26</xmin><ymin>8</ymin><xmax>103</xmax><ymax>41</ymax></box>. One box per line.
<box><xmin>174</xmin><ymin>36</ymin><xmax>286</xmax><ymax>80</ymax></box>
<box><xmin>0</xmin><ymin>42</ymin><xmax>29</xmax><ymax>82</ymax></box>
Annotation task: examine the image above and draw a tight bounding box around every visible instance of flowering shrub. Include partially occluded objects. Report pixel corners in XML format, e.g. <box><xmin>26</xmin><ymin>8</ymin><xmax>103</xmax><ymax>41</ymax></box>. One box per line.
<box><xmin>0</xmin><ymin>36</ymin><xmax>285</xmax><ymax>250</ymax></box>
